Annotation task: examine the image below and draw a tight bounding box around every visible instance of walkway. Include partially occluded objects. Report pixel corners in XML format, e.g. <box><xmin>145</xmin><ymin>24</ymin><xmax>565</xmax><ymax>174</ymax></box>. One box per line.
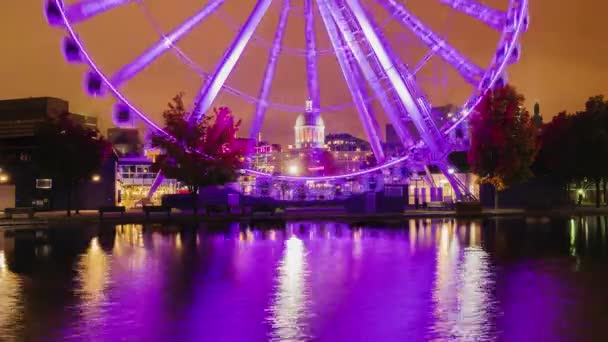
<box><xmin>1</xmin><ymin>206</ymin><xmax>607</xmax><ymax>228</ymax></box>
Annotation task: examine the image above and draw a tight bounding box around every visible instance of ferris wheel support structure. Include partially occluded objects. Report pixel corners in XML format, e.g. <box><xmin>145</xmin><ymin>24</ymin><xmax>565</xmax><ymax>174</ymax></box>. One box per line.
<box><xmin>304</xmin><ymin>0</ymin><xmax>321</xmax><ymax>112</ymax></box>
<box><xmin>316</xmin><ymin>0</ymin><xmax>386</xmax><ymax>162</ymax></box>
<box><xmin>326</xmin><ymin>0</ymin><xmax>414</xmax><ymax>154</ymax></box>
<box><xmin>250</xmin><ymin>0</ymin><xmax>291</xmax><ymax>141</ymax></box>
<box><xmin>44</xmin><ymin>0</ymin><xmax>529</xmax><ymax>202</ymax></box>
<box><xmin>190</xmin><ymin>0</ymin><xmax>273</xmax><ymax>124</ymax></box>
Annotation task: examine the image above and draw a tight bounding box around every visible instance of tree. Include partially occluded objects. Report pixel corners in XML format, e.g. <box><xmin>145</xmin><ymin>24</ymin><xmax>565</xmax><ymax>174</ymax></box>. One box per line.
<box><xmin>35</xmin><ymin>112</ymin><xmax>112</xmax><ymax>216</ymax></box>
<box><xmin>570</xmin><ymin>96</ymin><xmax>608</xmax><ymax>207</ymax></box>
<box><xmin>151</xmin><ymin>93</ymin><xmax>248</xmax><ymax>213</ymax></box>
<box><xmin>534</xmin><ymin>96</ymin><xmax>608</xmax><ymax>207</ymax></box>
<box><xmin>533</xmin><ymin>111</ymin><xmax>576</xmax><ymax>192</ymax></box>
<box><xmin>468</xmin><ymin>85</ymin><xmax>539</xmax><ymax>208</ymax></box>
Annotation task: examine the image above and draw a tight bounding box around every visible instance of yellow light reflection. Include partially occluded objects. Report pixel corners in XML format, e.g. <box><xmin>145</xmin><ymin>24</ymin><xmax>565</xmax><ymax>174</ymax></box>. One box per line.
<box><xmin>470</xmin><ymin>221</ymin><xmax>480</xmax><ymax>247</ymax></box>
<box><xmin>409</xmin><ymin>219</ymin><xmax>417</xmax><ymax>254</ymax></box>
<box><xmin>431</xmin><ymin>222</ymin><xmax>494</xmax><ymax>340</ymax></box>
<box><xmin>570</xmin><ymin>219</ymin><xmax>577</xmax><ymax>257</ymax></box>
<box><xmin>456</xmin><ymin>246</ymin><xmax>493</xmax><ymax>340</ymax></box>
<box><xmin>432</xmin><ymin>223</ymin><xmax>460</xmax><ymax>333</ymax></box>
<box><xmin>175</xmin><ymin>233</ymin><xmax>182</xmax><ymax>251</ymax></box>
<box><xmin>74</xmin><ymin>237</ymin><xmax>111</xmax><ymax>333</ymax></box>
<box><xmin>353</xmin><ymin>228</ymin><xmax>362</xmax><ymax>258</ymax></box>
<box><xmin>77</xmin><ymin>238</ymin><xmax>110</xmax><ymax>303</ymax></box>
<box><xmin>268</xmin><ymin>237</ymin><xmax>310</xmax><ymax>341</ymax></box>
<box><xmin>0</xmin><ymin>248</ymin><xmax>23</xmax><ymax>339</ymax></box>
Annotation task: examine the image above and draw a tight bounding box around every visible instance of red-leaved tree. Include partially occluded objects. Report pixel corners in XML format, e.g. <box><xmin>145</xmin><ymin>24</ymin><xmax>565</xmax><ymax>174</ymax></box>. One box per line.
<box><xmin>468</xmin><ymin>84</ymin><xmax>539</xmax><ymax>208</ymax></box>
<box><xmin>151</xmin><ymin>93</ymin><xmax>249</xmax><ymax>212</ymax></box>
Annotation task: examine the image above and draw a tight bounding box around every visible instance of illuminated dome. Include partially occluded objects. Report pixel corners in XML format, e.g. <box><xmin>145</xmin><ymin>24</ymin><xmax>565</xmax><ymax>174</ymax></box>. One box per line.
<box><xmin>295</xmin><ymin>112</ymin><xmax>325</xmax><ymax>128</ymax></box>
<box><xmin>295</xmin><ymin>99</ymin><xmax>325</xmax><ymax>149</ymax></box>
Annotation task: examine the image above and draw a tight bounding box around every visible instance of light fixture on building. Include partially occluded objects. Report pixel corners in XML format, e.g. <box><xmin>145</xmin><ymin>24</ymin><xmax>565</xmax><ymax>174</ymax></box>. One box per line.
<box><xmin>447</xmin><ymin>167</ymin><xmax>456</xmax><ymax>175</ymax></box>
<box><xmin>0</xmin><ymin>174</ymin><xmax>8</xmax><ymax>184</ymax></box>
<box><xmin>288</xmin><ymin>164</ymin><xmax>299</xmax><ymax>175</ymax></box>
<box><xmin>91</xmin><ymin>174</ymin><xmax>101</xmax><ymax>182</ymax></box>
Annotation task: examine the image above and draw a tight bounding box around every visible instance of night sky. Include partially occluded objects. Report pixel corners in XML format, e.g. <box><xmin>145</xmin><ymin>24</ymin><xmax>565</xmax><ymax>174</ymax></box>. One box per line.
<box><xmin>2</xmin><ymin>0</ymin><xmax>607</xmax><ymax>145</ymax></box>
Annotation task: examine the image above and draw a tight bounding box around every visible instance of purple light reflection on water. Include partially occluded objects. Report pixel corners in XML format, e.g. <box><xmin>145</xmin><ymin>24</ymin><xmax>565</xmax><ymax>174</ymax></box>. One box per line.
<box><xmin>1</xmin><ymin>218</ymin><xmax>608</xmax><ymax>340</ymax></box>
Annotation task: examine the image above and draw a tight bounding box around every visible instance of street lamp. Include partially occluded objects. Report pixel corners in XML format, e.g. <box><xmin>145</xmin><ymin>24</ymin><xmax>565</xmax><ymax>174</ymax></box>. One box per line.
<box><xmin>91</xmin><ymin>174</ymin><xmax>101</xmax><ymax>183</ymax></box>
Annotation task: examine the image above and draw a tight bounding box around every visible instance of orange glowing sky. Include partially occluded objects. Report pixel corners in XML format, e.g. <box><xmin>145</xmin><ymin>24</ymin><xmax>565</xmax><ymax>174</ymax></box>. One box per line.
<box><xmin>1</xmin><ymin>0</ymin><xmax>607</xmax><ymax>145</ymax></box>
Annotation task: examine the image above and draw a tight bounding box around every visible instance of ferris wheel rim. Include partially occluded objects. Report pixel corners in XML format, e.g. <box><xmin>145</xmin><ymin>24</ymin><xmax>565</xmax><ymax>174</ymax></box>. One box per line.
<box><xmin>47</xmin><ymin>0</ymin><xmax>528</xmax><ymax>181</ymax></box>
<box><xmin>135</xmin><ymin>0</ymin><xmax>424</xmax><ymax>115</ymax></box>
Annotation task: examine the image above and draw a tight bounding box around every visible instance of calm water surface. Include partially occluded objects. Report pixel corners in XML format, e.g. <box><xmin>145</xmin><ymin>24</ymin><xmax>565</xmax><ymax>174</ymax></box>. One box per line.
<box><xmin>1</xmin><ymin>217</ymin><xmax>608</xmax><ymax>341</ymax></box>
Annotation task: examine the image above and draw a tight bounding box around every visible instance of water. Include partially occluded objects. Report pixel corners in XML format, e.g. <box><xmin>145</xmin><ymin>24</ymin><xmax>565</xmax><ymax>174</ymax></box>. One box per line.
<box><xmin>1</xmin><ymin>217</ymin><xmax>608</xmax><ymax>341</ymax></box>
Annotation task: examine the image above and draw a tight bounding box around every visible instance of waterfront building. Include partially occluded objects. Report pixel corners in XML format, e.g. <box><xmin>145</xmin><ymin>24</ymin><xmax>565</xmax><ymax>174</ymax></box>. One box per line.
<box><xmin>325</xmin><ymin>133</ymin><xmax>371</xmax><ymax>152</ymax></box>
<box><xmin>0</xmin><ymin>97</ymin><xmax>113</xmax><ymax>210</ymax></box>
<box><xmin>251</xmin><ymin>137</ymin><xmax>282</xmax><ymax>173</ymax></box>
<box><xmin>115</xmin><ymin>156</ymin><xmax>179</xmax><ymax>208</ymax></box>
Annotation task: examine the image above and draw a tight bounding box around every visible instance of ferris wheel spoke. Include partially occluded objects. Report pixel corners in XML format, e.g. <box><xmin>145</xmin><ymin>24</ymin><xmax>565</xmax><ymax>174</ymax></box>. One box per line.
<box><xmin>316</xmin><ymin>0</ymin><xmax>385</xmax><ymax>162</ymax></box>
<box><xmin>325</xmin><ymin>0</ymin><xmax>413</xmax><ymax>149</ymax></box>
<box><xmin>190</xmin><ymin>0</ymin><xmax>273</xmax><ymax>124</ymax></box>
<box><xmin>250</xmin><ymin>0</ymin><xmax>291</xmax><ymax>141</ymax></box>
<box><xmin>376</xmin><ymin>0</ymin><xmax>484</xmax><ymax>86</ymax></box>
<box><xmin>48</xmin><ymin>0</ymin><xmax>135</xmax><ymax>25</ymax></box>
<box><xmin>438</xmin><ymin>0</ymin><xmax>506</xmax><ymax>31</ymax></box>
<box><xmin>110</xmin><ymin>0</ymin><xmax>225</xmax><ymax>89</ymax></box>
<box><xmin>345</xmin><ymin>0</ymin><xmax>443</xmax><ymax>153</ymax></box>
<box><xmin>304</xmin><ymin>0</ymin><xmax>321</xmax><ymax>111</ymax></box>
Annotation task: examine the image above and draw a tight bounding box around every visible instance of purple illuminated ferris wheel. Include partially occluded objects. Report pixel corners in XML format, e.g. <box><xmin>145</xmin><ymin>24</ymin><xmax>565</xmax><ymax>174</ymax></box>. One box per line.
<box><xmin>44</xmin><ymin>0</ymin><xmax>528</xmax><ymax>199</ymax></box>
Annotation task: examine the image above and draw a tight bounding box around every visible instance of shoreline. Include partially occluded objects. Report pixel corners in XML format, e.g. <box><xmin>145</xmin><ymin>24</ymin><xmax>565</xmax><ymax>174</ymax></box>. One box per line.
<box><xmin>2</xmin><ymin>206</ymin><xmax>608</xmax><ymax>228</ymax></box>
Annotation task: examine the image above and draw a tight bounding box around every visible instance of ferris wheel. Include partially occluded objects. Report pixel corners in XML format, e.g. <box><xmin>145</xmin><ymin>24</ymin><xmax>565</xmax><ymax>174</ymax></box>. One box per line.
<box><xmin>44</xmin><ymin>0</ymin><xmax>528</xmax><ymax>199</ymax></box>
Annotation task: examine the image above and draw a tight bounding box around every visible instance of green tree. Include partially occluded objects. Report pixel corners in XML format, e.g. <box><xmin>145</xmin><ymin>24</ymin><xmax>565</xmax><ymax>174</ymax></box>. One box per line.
<box><xmin>151</xmin><ymin>93</ymin><xmax>248</xmax><ymax>213</ymax></box>
<box><xmin>575</xmin><ymin>96</ymin><xmax>608</xmax><ymax>207</ymax></box>
<box><xmin>468</xmin><ymin>85</ymin><xmax>539</xmax><ymax>208</ymax></box>
<box><xmin>35</xmin><ymin>112</ymin><xmax>112</xmax><ymax>216</ymax></box>
<box><xmin>533</xmin><ymin>111</ymin><xmax>576</xmax><ymax>196</ymax></box>
<box><xmin>535</xmin><ymin>96</ymin><xmax>608</xmax><ymax>207</ymax></box>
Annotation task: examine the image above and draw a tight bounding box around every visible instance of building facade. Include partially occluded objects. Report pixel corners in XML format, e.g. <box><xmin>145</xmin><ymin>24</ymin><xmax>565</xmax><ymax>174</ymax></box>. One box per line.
<box><xmin>325</xmin><ymin>133</ymin><xmax>371</xmax><ymax>152</ymax></box>
<box><xmin>115</xmin><ymin>156</ymin><xmax>178</xmax><ymax>208</ymax></box>
<box><xmin>0</xmin><ymin>97</ymin><xmax>112</xmax><ymax>210</ymax></box>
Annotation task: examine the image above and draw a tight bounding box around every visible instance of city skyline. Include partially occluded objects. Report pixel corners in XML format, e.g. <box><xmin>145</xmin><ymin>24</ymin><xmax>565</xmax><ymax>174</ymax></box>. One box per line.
<box><xmin>2</xmin><ymin>1</ymin><xmax>607</xmax><ymax>145</ymax></box>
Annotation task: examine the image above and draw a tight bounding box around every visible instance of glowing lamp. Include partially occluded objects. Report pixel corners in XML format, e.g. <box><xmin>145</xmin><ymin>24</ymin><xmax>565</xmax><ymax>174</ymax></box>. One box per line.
<box><xmin>91</xmin><ymin>174</ymin><xmax>101</xmax><ymax>182</ymax></box>
<box><xmin>288</xmin><ymin>165</ymin><xmax>299</xmax><ymax>175</ymax></box>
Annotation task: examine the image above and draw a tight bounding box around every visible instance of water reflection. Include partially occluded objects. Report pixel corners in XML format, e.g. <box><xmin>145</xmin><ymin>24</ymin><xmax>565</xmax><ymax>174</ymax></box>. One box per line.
<box><xmin>1</xmin><ymin>216</ymin><xmax>608</xmax><ymax>340</ymax></box>
<box><xmin>0</xmin><ymin>237</ymin><xmax>24</xmax><ymax>340</ymax></box>
<box><xmin>268</xmin><ymin>236</ymin><xmax>310</xmax><ymax>341</ymax></box>
<box><xmin>71</xmin><ymin>237</ymin><xmax>112</xmax><ymax>340</ymax></box>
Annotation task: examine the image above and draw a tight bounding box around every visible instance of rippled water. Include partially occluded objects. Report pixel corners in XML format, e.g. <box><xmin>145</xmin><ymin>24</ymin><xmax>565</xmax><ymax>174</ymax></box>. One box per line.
<box><xmin>1</xmin><ymin>217</ymin><xmax>608</xmax><ymax>341</ymax></box>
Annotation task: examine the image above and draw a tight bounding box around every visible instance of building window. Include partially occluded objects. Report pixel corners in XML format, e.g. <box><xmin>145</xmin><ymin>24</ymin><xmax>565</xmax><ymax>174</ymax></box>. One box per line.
<box><xmin>36</xmin><ymin>179</ymin><xmax>53</xmax><ymax>189</ymax></box>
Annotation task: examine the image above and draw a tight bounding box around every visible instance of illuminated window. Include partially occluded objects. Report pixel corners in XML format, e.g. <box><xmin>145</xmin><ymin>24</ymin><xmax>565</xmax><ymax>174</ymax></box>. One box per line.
<box><xmin>36</xmin><ymin>179</ymin><xmax>52</xmax><ymax>189</ymax></box>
